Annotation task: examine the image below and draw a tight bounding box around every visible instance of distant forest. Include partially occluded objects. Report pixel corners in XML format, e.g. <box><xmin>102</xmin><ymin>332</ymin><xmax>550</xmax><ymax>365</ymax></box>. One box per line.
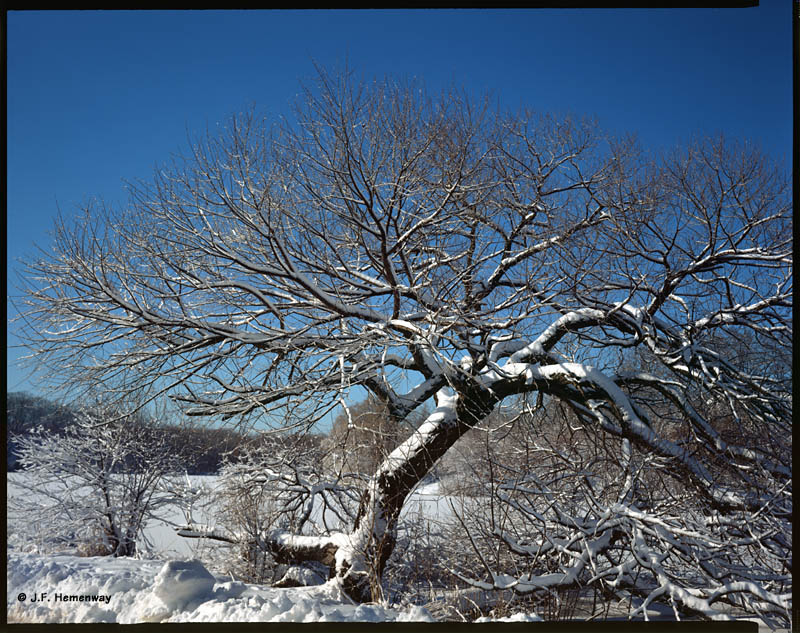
<box><xmin>5</xmin><ymin>392</ymin><xmax>279</xmax><ymax>473</ymax></box>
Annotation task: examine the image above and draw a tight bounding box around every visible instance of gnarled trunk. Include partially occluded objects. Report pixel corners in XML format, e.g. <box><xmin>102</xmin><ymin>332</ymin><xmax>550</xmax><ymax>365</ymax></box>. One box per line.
<box><xmin>331</xmin><ymin>385</ymin><xmax>496</xmax><ymax>602</ymax></box>
<box><xmin>238</xmin><ymin>387</ymin><xmax>497</xmax><ymax>602</ymax></box>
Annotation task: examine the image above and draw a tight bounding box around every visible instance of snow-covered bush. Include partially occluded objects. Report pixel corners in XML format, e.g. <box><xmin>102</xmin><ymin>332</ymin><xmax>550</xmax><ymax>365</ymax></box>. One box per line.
<box><xmin>9</xmin><ymin>402</ymin><xmax>186</xmax><ymax>557</ymax></box>
<box><xmin>453</xmin><ymin>411</ymin><xmax>792</xmax><ymax>627</ymax></box>
<box><xmin>179</xmin><ymin>434</ymin><xmax>361</xmax><ymax>586</ymax></box>
<box><xmin>6</xmin><ymin>391</ymin><xmax>77</xmax><ymax>470</ymax></box>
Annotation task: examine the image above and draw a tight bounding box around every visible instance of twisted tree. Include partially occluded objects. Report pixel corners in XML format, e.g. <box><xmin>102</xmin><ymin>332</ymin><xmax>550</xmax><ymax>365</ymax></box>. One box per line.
<box><xmin>16</xmin><ymin>69</ymin><xmax>791</xmax><ymax>619</ymax></box>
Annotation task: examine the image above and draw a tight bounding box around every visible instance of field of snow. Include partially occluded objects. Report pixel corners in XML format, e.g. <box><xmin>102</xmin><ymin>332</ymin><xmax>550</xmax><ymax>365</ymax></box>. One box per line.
<box><xmin>7</xmin><ymin>551</ymin><xmax>435</xmax><ymax>623</ymax></box>
<box><xmin>7</xmin><ymin>472</ymin><xmax>782</xmax><ymax>629</ymax></box>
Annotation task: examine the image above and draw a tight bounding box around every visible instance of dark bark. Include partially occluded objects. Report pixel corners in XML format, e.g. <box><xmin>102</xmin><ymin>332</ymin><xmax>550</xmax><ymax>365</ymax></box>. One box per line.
<box><xmin>337</xmin><ymin>382</ymin><xmax>498</xmax><ymax>602</ymax></box>
<box><xmin>267</xmin><ymin>538</ymin><xmax>339</xmax><ymax>568</ymax></box>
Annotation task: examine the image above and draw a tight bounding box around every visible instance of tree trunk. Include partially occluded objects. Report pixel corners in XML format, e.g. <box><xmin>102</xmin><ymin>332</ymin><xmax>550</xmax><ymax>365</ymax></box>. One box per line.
<box><xmin>333</xmin><ymin>385</ymin><xmax>496</xmax><ymax>602</ymax></box>
<box><xmin>181</xmin><ymin>386</ymin><xmax>498</xmax><ymax>602</ymax></box>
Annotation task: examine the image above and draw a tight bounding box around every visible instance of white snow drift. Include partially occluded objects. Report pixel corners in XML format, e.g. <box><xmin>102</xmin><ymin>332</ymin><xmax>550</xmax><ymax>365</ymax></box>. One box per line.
<box><xmin>7</xmin><ymin>548</ymin><xmax>434</xmax><ymax>623</ymax></box>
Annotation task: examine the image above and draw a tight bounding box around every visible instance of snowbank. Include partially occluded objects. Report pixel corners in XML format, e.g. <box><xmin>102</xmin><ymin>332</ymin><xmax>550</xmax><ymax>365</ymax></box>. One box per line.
<box><xmin>476</xmin><ymin>612</ymin><xmax>544</xmax><ymax>622</ymax></box>
<box><xmin>7</xmin><ymin>549</ymin><xmax>434</xmax><ymax>623</ymax></box>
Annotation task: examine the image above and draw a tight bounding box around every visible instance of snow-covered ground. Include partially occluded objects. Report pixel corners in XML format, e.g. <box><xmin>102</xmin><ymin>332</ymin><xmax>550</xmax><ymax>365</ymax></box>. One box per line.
<box><xmin>6</xmin><ymin>473</ymin><xmax>785</xmax><ymax>629</ymax></box>
<box><xmin>6</xmin><ymin>472</ymin><xmax>443</xmax><ymax>623</ymax></box>
<box><xmin>6</xmin><ymin>550</ymin><xmax>434</xmax><ymax>623</ymax></box>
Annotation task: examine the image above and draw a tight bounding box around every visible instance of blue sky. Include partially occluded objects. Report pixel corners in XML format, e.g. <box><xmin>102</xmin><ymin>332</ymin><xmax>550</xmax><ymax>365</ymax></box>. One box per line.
<box><xmin>6</xmin><ymin>6</ymin><xmax>793</xmax><ymax>397</ymax></box>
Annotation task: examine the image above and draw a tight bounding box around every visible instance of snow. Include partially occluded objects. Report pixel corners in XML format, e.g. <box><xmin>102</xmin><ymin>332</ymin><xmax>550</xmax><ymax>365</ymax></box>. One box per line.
<box><xmin>153</xmin><ymin>560</ymin><xmax>216</xmax><ymax>611</ymax></box>
<box><xmin>10</xmin><ymin>469</ymin><xmax>780</xmax><ymax>627</ymax></box>
<box><xmin>5</xmin><ymin>471</ymin><xmax>449</xmax><ymax>624</ymax></box>
<box><xmin>6</xmin><ymin>549</ymin><xmax>435</xmax><ymax>623</ymax></box>
<box><xmin>476</xmin><ymin>612</ymin><xmax>544</xmax><ymax>622</ymax></box>
<box><xmin>412</xmin><ymin>481</ymin><xmax>440</xmax><ymax>496</ymax></box>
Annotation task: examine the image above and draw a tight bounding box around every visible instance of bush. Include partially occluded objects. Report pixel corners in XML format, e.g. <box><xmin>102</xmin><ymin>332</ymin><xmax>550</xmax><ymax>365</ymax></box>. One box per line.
<box><xmin>9</xmin><ymin>401</ymin><xmax>185</xmax><ymax>557</ymax></box>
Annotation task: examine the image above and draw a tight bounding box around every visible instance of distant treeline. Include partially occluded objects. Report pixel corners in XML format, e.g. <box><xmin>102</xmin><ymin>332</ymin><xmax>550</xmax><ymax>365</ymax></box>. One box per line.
<box><xmin>5</xmin><ymin>392</ymin><xmax>291</xmax><ymax>474</ymax></box>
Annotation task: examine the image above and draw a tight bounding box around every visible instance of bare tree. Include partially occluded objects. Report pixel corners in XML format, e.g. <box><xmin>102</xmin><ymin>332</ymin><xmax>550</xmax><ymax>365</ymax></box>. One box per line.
<box><xmin>10</xmin><ymin>400</ymin><xmax>185</xmax><ymax>557</ymax></box>
<box><xmin>178</xmin><ymin>433</ymin><xmax>359</xmax><ymax>586</ymax></box>
<box><xmin>15</xmin><ymin>69</ymin><xmax>791</xmax><ymax>616</ymax></box>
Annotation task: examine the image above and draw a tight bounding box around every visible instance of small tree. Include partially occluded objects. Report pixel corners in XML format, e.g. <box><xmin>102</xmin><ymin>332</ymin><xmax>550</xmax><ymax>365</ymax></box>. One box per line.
<box><xmin>10</xmin><ymin>401</ymin><xmax>185</xmax><ymax>557</ymax></box>
<box><xmin>178</xmin><ymin>433</ymin><xmax>362</xmax><ymax>585</ymax></box>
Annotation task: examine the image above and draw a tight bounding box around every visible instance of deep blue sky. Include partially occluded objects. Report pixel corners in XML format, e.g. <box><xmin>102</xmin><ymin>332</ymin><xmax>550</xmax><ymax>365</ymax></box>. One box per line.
<box><xmin>6</xmin><ymin>6</ymin><xmax>793</xmax><ymax>397</ymax></box>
